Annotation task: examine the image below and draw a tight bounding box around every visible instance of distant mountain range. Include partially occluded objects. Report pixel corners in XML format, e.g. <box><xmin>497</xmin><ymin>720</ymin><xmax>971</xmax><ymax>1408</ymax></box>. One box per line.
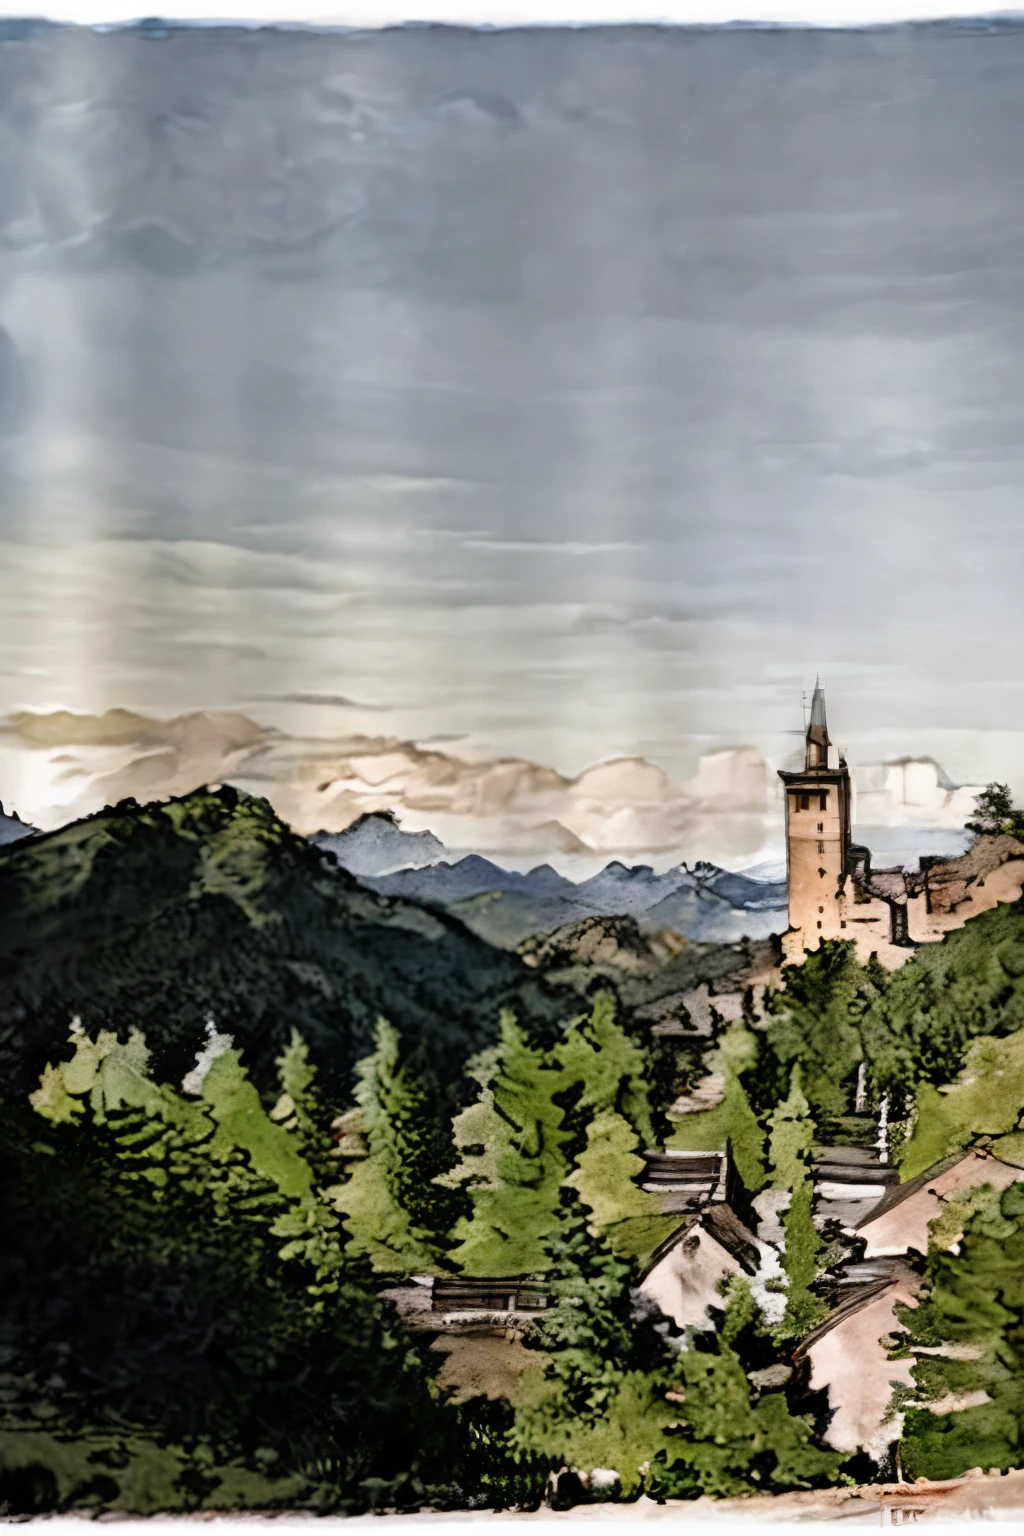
<box><xmin>311</xmin><ymin>813</ymin><xmax>788</xmax><ymax>948</ymax></box>
<box><xmin>0</xmin><ymin>803</ymin><xmax>37</xmax><ymax>847</ymax></box>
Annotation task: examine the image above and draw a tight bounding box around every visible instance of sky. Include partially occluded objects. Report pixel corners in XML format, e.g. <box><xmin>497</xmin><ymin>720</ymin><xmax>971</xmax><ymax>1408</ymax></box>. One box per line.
<box><xmin>1</xmin><ymin>16</ymin><xmax>1024</xmax><ymax>851</ymax></box>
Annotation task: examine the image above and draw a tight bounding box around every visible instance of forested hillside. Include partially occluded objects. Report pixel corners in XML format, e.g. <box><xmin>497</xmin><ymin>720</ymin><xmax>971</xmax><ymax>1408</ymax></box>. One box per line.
<box><xmin>8</xmin><ymin>788</ymin><xmax>1024</xmax><ymax>1512</ymax></box>
<box><xmin>0</xmin><ymin>786</ymin><xmax>758</xmax><ymax>1102</ymax></box>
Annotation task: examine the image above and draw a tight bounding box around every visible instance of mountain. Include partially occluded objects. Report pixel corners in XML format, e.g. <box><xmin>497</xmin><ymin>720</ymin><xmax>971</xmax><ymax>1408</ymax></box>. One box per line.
<box><xmin>311</xmin><ymin>811</ymin><xmax>445</xmax><ymax>877</ymax></box>
<box><xmin>0</xmin><ymin>802</ymin><xmax>36</xmax><ymax>847</ymax></box>
<box><xmin>0</xmin><ymin>787</ymin><xmax>582</xmax><ymax>1101</ymax></box>
<box><xmin>360</xmin><ymin>849</ymin><xmax>788</xmax><ymax>950</ymax></box>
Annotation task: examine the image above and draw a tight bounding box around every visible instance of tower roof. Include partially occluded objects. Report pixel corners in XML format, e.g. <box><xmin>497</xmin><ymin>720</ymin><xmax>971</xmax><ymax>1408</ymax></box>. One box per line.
<box><xmin>807</xmin><ymin>675</ymin><xmax>830</xmax><ymax>751</ymax></box>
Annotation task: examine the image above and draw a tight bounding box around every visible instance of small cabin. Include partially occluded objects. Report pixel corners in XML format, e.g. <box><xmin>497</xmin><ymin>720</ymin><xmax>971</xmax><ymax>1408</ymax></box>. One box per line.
<box><xmin>637</xmin><ymin>1204</ymin><xmax>760</xmax><ymax>1332</ymax></box>
<box><xmin>812</xmin><ymin>1146</ymin><xmax>900</xmax><ymax>1229</ymax></box>
<box><xmin>640</xmin><ymin>1149</ymin><xmax>729</xmax><ymax>1213</ymax></box>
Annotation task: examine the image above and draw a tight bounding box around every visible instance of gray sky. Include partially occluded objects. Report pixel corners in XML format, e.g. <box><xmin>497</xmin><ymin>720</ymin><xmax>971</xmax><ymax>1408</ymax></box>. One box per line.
<box><xmin>3</xmin><ymin>21</ymin><xmax>1024</xmax><ymax>834</ymax></box>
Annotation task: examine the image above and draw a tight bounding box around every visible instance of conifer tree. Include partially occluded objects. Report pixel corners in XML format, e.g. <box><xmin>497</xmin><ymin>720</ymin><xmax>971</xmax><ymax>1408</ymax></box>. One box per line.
<box><xmin>762</xmin><ymin>941</ymin><xmax>870</xmax><ymax>1126</ymax></box>
<box><xmin>555</xmin><ymin>993</ymin><xmax>663</xmax><ymax>1252</ymax></box>
<box><xmin>446</xmin><ymin>1011</ymin><xmax>570</xmax><ymax>1277</ymax></box>
<box><xmin>652</xmin><ymin>1278</ymin><xmax>844</xmax><ymax>1498</ymax></box>
<box><xmin>330</xmin><ymin>1017</ymin><xmax>457</xmax><ymax>1275</ymax></box>
<box><xmin>14</xmin><ymin>1020</ymin><xmax>459</xmax><ymax>1509</ymax></box>
<box><xmin>674</xmin><ymin>1018</ymin><xmax>767</xmax><ymax>1194</ymax></box>
<box><xmin>767</xmin><ymin>1067</ymin><xmax>828</xmax><ymax>1342</ymax></box>
<box><xmin>511</xmin><ymin>1194</ymin><xmax>678</xmax><ymax>1494</ymax></box>
<box><xmin>554</xmin><ymin>990</ymin><xmax>655</xmax><ymax>1145</ymax></box>
<box><xmin>895</xmin><ymin>1181</ymin><xmax>1024</xmax><ymax>1481</ymax></box>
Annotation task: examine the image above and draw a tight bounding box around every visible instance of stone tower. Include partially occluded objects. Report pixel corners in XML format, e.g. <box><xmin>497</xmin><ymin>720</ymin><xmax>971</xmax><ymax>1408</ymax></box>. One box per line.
<box><xmin>778</xmin><ymin>679</ymin><xmax>852</xmax><ymax>959</ymax></box>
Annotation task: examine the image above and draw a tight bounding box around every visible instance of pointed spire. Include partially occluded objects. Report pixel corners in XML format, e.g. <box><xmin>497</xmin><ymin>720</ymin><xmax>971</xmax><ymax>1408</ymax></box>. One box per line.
<box><xmin>806</xmin><ymin>675</ymin><xmax>831</xmax><ymax>769</ymax></box>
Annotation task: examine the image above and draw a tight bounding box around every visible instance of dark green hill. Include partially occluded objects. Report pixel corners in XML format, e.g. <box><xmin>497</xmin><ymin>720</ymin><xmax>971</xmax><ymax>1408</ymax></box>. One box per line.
<box><xmin>0</xmin><ymin>786</ymin><xmax>578</xmax><ymax>1101</ymax></box>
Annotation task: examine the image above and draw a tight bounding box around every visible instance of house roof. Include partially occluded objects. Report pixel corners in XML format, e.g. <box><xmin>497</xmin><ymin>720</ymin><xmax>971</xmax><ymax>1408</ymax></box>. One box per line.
<box><xmin>639</xmin><ymin>1202</ymin><xmax>759</xmax><ymax>1281</ymax></box>
<box><xmin>853</xmin><ymin>1147</ymin><xmax>981</xmax><ymax>1230</ymax></box>
<box><xmin>791</xmin><ymin>1277</ymin><xmax>897</xmax><ymax>1362</ymax></box>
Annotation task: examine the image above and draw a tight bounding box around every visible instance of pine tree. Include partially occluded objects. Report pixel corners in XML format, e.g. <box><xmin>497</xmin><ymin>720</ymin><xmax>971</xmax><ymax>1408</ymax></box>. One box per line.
<box><xmin>553</xmin><ymin>991</ymin><xmax>655</xmax><ymax>1146</ymax></box>
<box><xmin>329</xmin><ymin>1017</ymin><xmax>456</xmax><ymax>1275</ymax></box>
<box><xmin>767</xmin><ymin>1067</ymin><xmax>828</xmax><ymax>1342</ymax></box>
<box><xmin>510</xmin><ymin>1196</ymin><xmax>678</xmax><ymax>1495</ymax></box>
<box><xmin>652</xmin><ymin>1278</ymin><xmax>844</xmax><ymax>1498</ymax></box>
<box><xmin>671</xmin><ymin>1018</ymin><xmax>767</xmax><ymax>1195</ymax></box>
<box><xmin>762</xmin><ymin>941</ymin><xmax>871</xmax><ymax>1127</ymax></box>
<box><xmin>446</xmin><ymin>1011</ymin><xmax>570</xmax><ymax>1277</ymax></box>
<box><xmin>896</xmin><ymin>1181</ymin><xmax>1024</xmax><ymax>1481</ymax></box>
<box><xmin>556</xmin><ymin>993</ymin><xmax>663</xmax><ymax>1255</ymax></box>
<box><xmin>14</xmin><ymin>1021</ymin><xmax>460</xmax><ymax>1509</ymax></box>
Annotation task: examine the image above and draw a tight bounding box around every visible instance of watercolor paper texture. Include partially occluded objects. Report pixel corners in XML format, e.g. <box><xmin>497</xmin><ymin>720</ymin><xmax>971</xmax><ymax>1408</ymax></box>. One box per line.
<box><xmin>6</xmin><ymin>13</ymin><xmax>1024</xmax><ymax>1523</ymax></box>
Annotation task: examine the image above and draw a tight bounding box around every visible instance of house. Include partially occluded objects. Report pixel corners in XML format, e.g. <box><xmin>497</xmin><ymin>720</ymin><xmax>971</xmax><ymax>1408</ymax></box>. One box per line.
<box><xmin>378</xmin><ymin>1274</ymin><xmax>549</xmax><ymax>1405</ymax></box>
<box><xmin>637</xmin><ymin>1204</ymin><xmax>760</xmax><ymax>1331</ymax></box>
<box><xmin>856</xmin><ymin>1144</ymin><xmax>1024</xmax><ymax>1259</ymax></box>
<box><xmin>640</xmin><ymin>1148</ymin><xmax>729</xmax><ymax>1213</ymax></box>
<box><xmin>794</xmin><ymin>1257</ymin><xmax>919</xmax><ymax>1462</ymax></box>
<box><xmin>794</xmin><ymin>1144</ymin><xmax>1024</xmax><ymax>1461</ymax></box>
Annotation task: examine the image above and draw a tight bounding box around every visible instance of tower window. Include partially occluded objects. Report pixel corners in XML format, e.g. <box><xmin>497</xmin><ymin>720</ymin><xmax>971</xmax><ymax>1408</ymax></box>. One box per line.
<box><xmin>818</xmin><ymin>841</ymin><xmax>824</xmax><ymax>853</ymax></box>
<box><xmin>818</xmin><ymin>868</ymin><xmax>826</xmax><ymax>878</ymax></box>
<box><xmin>817</xmin><ymin>921</ymin><xmax>822</xmax><ymax>929</ymax></box>
<box><xmin>818</xmin><ymin>906</ymin><xmax>824</xmax><ymax>914</ymax></box>
<box><xmin>799</xmin><ymin>794</ymin><xmax>809</xmax><ymax>811</ymax></box>
<box><xmin>817</xmin><ymin>823</ymin><xmax>824</xmax><ymax>833</ymax></box>
<box><xmin>819</xmin><ymin>792</ymin><xmax>828</xmax><ymax>811</ymax></box>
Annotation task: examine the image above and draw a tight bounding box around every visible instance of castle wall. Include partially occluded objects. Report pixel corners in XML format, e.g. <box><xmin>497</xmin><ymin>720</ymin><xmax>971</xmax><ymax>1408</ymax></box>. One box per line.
<box><xmin>787</xmin><ymin>835</ymin><xmax>1024</xmax><ymax>970</ymax></box>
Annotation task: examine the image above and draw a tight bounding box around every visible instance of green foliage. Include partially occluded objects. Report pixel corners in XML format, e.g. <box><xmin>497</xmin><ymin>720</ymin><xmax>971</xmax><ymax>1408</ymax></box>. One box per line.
<box><xmin>862</xmin><ymin>906</ymin><xmax>1024</xmax><ymax>1104</ymax></box>
<box><xmin>510</xmin><ymin>1201</ymin><xmax>679</xmax><ymax>1494</ymax></box>
<box><xmin>767</xmin><ymin>1065</ymin><xmax>815</xmax><ymax>1191</ymax></box>
<box><xmin>762</xmin><ymin>942</ymin><xmax>876</xmax><ymax>1127</ymax></box>
<box><xmin>447</xmin><ymin>1012</ymin><xmax>571</xmax><ymax>1277</ymax></box>
<box><xmin>565</xmin><ymin>1109</ymin><xmax>662</xmax><ymax>1252</ymax></box>
<box><xmin>651</xmin><ymin>1280</ymin><xmax>845</xmax><ymax>1499</ymax></box>
<box><xmin>767</xmin><ymin>1069</ymin><xmax>829</xmax><ymax>1342</ymax></box>
<box><xmin>670</xmin><ymin>1019</ymin><xmax>767</xmax><ymax>1195</ymax></box>
<box><xmin>967</xmin><ymin>783</ymin><xmax>1024</xmax><ymax>841</ymax></box>
<box><xmin>3</xmin><ymin>1028</ymin><xmax>477</xmax><ymax>1512</ymax></box>
<box><xmin>330</xmin><ymin>1018</ymin><xmax>461</xmax><ymax>1275</ymax></box>
<box><xmin>897</xmin><ymin>1183</ymin><xmax>1024</xmax><ymax>1481</ymax></box>
<box><xmin>899</xmin><ymin>1030</ymin><xmax>1024</xmax><ymax>1178</ymax></box>
<box><xmin>553</xmin><ymin>991</ymin><xmax>655</xmax><ymax>1149</ymax></box>
<box><xmin>556</xmin><ymin>992</ymin><xmax>663</xmax><ymax>1253</ymax></box>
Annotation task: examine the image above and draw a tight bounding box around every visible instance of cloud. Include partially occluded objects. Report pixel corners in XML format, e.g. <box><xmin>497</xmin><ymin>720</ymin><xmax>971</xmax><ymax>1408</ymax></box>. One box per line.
<box><xmin>254</xmin><ymin>692</ymin><xmax>394</xmax><ymax>710</ymax></box>
<box><xmin>0</xmin><ymin>702</ymin><xmax>988</xmax><ymax>875</ymax></box>
<box><xmin>463</xmin><ymin>540</ymin><xmax>639</xmax><ymax>554</ymax></box>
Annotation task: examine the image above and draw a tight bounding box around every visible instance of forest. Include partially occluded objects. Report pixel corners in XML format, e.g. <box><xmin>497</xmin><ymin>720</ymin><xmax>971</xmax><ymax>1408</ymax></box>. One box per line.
<box><xmin>6</xmin><ymin>785</ymin><xmax>1024</xmax><ymax>1512</ymax></box>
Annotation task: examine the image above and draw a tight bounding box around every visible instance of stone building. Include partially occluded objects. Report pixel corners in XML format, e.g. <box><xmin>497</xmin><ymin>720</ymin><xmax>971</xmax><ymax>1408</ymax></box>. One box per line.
<box><xmin>780</xmin><ymin>682</ymin><xmax>1024</xmax><ymax>967</ymax></box>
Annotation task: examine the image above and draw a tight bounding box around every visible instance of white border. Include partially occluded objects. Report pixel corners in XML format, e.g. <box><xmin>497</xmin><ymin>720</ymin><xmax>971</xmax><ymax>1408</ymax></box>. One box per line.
<box><xmin>2</xmin><ymin>0</ymin><xmax>1022</xmax><ymax>28</ymax></box>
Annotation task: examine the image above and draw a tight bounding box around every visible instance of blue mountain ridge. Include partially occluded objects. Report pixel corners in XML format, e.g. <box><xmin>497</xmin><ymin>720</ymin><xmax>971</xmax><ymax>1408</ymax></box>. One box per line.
<box><xmin>312</xmin><ymin>816</ymin><xmax>788</xmax><ymax>949</ymax></box>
